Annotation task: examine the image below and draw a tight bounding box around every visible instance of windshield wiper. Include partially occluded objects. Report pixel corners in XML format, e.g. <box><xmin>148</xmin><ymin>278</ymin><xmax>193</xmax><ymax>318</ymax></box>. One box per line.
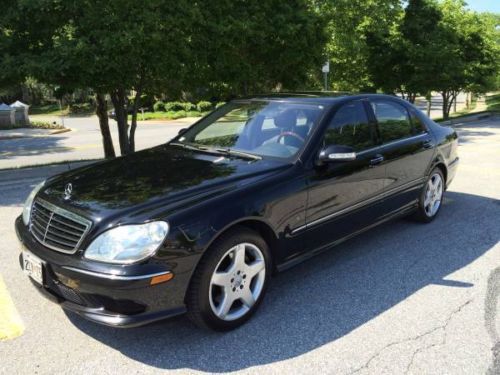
<box><xmin>213</xmin><ymin>147</ymin><xmax>262</xmax><ymax>161</ymax></box>
<box><xmin>170</xmin><ymin>142</ymin><xmax>261</xmax><ymax>161</ymax></box>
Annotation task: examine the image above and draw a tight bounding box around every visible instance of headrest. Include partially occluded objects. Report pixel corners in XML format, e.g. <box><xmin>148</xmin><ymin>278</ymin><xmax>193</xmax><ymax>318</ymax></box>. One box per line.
<box><xmin>274</xmin><ymin>110</ymin><xmax>297</xmax><ymax>130</ymax></box>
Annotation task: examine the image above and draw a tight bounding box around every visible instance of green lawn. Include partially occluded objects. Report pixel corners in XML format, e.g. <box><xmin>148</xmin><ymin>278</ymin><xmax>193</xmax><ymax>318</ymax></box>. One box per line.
<box><xmin>485</xmin><ymin>92</ymin><xmax>500</xmax><ymax>111</ymax></box>
<box><xmin>29</xmin><ymin>103</ymin><xmax>69</xmax><ymax>116</ymax></box>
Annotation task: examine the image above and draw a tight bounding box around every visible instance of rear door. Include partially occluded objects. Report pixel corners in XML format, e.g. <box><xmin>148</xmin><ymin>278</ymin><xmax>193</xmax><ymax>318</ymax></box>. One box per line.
<box><xmin>368</xmin><ymin>99</ymin><xmax>435</xmax><ymax>213</ymax></box>
<box><xmin>302</xmin><ymin>99</ymin><xmax>387</xmax><ymax>252</ymax></box>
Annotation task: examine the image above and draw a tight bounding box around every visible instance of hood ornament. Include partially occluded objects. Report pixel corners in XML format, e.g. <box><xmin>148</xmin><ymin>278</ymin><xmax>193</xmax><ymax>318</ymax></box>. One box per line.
<box><xmin>64</xmin><ymin>183</ymin><xmax>73</xmax><ymax>200</ymax></box>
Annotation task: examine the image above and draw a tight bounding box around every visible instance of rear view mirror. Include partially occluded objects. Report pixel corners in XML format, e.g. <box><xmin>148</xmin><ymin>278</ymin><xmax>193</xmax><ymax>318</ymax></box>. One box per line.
<box><xmin>318</xmin><ymin>145</ymin><xmax>356</xmax><ymax>164</ymax></box>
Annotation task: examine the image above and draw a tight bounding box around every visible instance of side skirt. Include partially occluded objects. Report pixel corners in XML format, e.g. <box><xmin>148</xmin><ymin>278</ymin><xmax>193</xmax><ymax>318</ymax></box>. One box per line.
<box><xmin>276</xmin><ymin>200</ymin><xmax>418</xmax><ymax>272</ymax></box>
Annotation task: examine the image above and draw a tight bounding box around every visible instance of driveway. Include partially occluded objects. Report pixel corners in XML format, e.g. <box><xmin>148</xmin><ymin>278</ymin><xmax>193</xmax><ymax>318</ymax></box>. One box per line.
<box><xmin>0</xmin><ymin>117</ymin><xmax>499</xmax><ymax>374</ymax></box>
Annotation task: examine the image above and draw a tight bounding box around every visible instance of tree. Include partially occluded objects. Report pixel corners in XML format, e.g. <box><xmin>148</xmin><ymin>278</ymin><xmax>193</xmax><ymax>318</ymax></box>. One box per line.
<box><xmin>366</xmin><ymin>0</ymin><xmax>443</xmax><ymax>102</ymax></box>
<box><xmin>365</xmin><ymin>0</ymin><xmax>499</xmax><ymax>118</ymax></box>
<box><xmin>433</xmin><ymin>0</ymin><xmax>499</xmax><ymax>118</ymax></box>
<box><xmin>322</xmin><ymin>0</ymin><xmax>402</xmax><ymax>91</ymax></box>
<box><xmin>190</xmin><ymin>0</ymin><xmax>328</xmax><ymax>97</ymax></box>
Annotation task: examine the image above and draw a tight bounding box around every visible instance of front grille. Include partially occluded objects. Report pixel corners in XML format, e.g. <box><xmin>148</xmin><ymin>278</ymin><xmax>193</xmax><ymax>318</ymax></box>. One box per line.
<box><xmin>30</xmin><ymin>198</ymin><xmax>91</xmax><ymax>254</ymax></box>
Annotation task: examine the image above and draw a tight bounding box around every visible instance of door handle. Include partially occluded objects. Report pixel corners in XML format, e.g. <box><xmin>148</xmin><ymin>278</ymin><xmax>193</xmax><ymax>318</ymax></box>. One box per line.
<box><xmin>370</xmin><ymin>155</ymin><xmax>384</xmax><ymax>166</ymax></box>
<box><xmin>423</xmin><ymin>140</ymin><xmax>434</xmax><ymax>149</ymax></box>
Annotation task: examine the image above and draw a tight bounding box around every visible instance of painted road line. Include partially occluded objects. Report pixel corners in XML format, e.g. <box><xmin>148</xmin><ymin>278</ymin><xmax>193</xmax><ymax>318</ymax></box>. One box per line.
<box><xmin>0</xmin><ymin>274</ymin><xmax>24</xmax><ymax>341</ymax></box>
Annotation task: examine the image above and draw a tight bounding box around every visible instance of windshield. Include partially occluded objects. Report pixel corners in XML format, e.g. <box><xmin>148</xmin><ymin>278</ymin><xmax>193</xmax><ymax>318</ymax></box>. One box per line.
<box><xmin>174</xmin><ymin>100</ymin><xmax>326</xmax><ymax>160</ymax></box>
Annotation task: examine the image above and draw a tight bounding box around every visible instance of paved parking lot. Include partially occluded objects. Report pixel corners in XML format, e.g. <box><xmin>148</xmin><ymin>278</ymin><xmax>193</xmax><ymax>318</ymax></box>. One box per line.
<box><xmin>0</xmin><ymin>117</ymin><xmax>499</xmax><ymax>374</ymax></box>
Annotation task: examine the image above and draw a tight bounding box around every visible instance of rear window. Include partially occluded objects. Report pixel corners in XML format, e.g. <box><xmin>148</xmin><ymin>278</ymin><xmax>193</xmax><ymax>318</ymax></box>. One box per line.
<box><xmin>371</xmin><ymin>100</ymin><xmax>412</xmax><ymax>143</ymax></box>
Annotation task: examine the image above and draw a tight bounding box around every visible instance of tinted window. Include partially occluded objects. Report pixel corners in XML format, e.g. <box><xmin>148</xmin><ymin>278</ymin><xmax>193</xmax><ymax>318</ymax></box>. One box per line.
<box><xmin>371</xmin><ymin>101</ymin><xmax>412</xmax><ymax>143</ymax></box>
<box><xmin>179</xmin><ymin>101</ymin><xmax>325</xmax><ymax>159</ymax></box>
<box><xmin>410</xmin><ymin>109</ymin><xmax>427</xmax><ymax>134</ymax></box>
<box><xmin>324</xmin><ymin>101</ymin><xmax>374</xmax><ymax>152</ymax></box>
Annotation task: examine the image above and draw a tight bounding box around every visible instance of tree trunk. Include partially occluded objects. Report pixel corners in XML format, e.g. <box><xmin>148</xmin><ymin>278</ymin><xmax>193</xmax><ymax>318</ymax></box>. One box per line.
<box><xmin>95</xmin><ymin>93</ymin><xmax>115</xmax><ymax>158</ymax></box>
<box><xmin>110</xmin><ymin>88</ymin><xmax>130</xmax><ymax>155</ymax></box>
<box><xmin>129</xmin><ymin>87</ymin><xmax>142</xmax><ymax>153</ymax></box>
<box><xmin>441</xmin><ymin>91</ymin><xmax>450</xmax><ymax>120</ymax></box>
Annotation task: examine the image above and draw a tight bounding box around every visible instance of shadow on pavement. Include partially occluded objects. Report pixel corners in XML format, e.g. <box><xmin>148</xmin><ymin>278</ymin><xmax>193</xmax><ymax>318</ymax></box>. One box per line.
<box><xmin>0</xmin><ymin>136</ymin><xmax>72</xmax><ymax>159</ymax></box>
<box><xmin>66</xmin><ymin>191</ymin><xmax>499</xmax><ymax>372</ymax></box>
<box><xmin>456</xmin><ymin>119</ymin><xmax>500</xmax><ymax>144</ymax></box>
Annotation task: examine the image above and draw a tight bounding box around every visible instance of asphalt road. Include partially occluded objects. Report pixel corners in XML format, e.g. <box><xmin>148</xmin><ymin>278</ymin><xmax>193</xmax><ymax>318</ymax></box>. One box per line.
<box><xmin>0</xmin><ymin>117</ymin><xmax>499</xmax><ymax>374</ymax></box>
<box><xmin>0</xmin><ymin>116</ymin><xmax>196</xmax><ymax>169</ymax></box>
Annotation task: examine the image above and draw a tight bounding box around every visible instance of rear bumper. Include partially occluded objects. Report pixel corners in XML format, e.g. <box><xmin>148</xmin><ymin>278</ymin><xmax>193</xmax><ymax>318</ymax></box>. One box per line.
<box><xmin>446</xmin><ymin>156</ymin><xmax>459</xmax><ymax>188</ymax></box>
<box><xmin>15</xmin><ymin>216</ymin><xmax>187</xmax><ymax>327</ymax></box>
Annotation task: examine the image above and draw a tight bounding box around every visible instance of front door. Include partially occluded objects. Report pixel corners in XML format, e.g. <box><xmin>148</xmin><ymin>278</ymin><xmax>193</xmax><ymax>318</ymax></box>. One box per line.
<box><xmin>302</xmin><ymin>99</ymin><xmax>387</xmax><ymax>252</ymax></box>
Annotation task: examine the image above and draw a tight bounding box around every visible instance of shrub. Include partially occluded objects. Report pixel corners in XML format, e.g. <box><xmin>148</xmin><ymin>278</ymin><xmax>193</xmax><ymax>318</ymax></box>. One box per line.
<box><xmin>182</xmin><ymin>102</ymin><xmax>196</xmax><ymax>112</ymax></box>
<box><xmin>69</xmin><ymin>103</ymin><xmax>92</xmax><ymax>114</ymax></box>
<box><xmin>165</xmin><ymin>101</ymin><xmax>185</xmax><ymax>112</ymax></box>
<box><xmin>215</xmin><ymin>102</ymin><xmax>226</xmax><ymax>109</ymax></box>
<box><xmin>153</xmin><ymin>101</ymin><xmax>165</xmax><ymax>112</ymax></box>
<box><xmin>196</xmin><ymin>101</ymin><xmax>213</xmax><ymax>112</ymax></box>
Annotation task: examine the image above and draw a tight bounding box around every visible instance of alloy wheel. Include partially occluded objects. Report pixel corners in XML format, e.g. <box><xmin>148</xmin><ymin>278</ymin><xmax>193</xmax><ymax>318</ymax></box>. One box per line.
<box><xmin>424</xmin><ymin>173</ymin><xmax>443</xmax><ymax>217</ymax></box>
<box><xmin>209</xmin><ymin>243</ymin><xmax>266</xmax><ymax>321</ymax></box>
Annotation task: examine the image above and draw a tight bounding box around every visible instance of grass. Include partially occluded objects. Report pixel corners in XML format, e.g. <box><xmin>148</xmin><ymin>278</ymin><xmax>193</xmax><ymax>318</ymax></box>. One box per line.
<box><xmin>434</xmin><ymin>96</ymin><xmax>478</xmax><ymax>122</ymax></box>
<box><xmin>128</xmin><ymin>110</ymin><xmax>208</xmax><ymax>121</ymax></box>
<box><xmin>485</xmin><ymin>92</ymin><xmax>500</xmax><ymax>111</ymax></box>
<box><xmin>30</xmin><ymin>103</ymin><xmax>95</xmax><ymax>116</ymax></box>
<box><xmin>29</xmin><ymin>103</ymin><xmax>69</xmax><ymax>116</ymax></box>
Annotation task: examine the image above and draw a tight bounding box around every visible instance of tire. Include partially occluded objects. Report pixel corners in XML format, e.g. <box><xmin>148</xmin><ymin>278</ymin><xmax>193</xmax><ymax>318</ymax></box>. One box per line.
<box><xmin>186</xmin><ymin>226</ymin><xmax>271</xmax><ymax>331</ymax></box>
<box><xmin>412</xmin><ymin>167</ymin><xmax>445</xmax><ymax>223</ymax></box>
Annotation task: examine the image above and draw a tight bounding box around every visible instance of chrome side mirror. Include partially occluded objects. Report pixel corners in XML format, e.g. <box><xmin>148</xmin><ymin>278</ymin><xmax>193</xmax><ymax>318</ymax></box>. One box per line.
<box><xmin>318</xmin><ymin>145</ymin><xmax>356</xmax><ymax>164</ymax></box>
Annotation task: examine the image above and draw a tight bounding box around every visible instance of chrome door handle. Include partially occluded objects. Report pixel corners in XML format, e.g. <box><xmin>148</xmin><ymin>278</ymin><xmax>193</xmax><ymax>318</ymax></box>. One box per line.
<box><xmin>370</xmin><ymin>155</ymin><xmax>384</xmax><ymax>166</ymax></box>
<box><xmin>423</xmin><ymin>140</ymin><xmax>434</xmax><ymax>149</ymax></box>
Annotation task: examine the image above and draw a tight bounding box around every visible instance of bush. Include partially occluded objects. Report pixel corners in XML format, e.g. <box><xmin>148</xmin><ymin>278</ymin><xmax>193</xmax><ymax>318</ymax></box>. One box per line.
<box><xmin>196</xmin><ymin>101</ymin><xmax>213</xmax><ymax>112</ymax></box>
<box><xmin>182</xmin><ymin>102</ymin><xmax>196</xmax><ymax>112</ymax></box>
<box><xmin>30</xmin><ymin>120</ymin><xmax>65</xmax><ymax>130</ymax></box>
<box><xmin>153</xmin><ymin>101</ymin><xmax>165</xmax><ymax>112</ymax></box>
<box><xmin>69</xmin><ymin>103</ymin><xmax>93</xmax><ymax>114</ymax></box>
<box><xmin>215</xmin><ymin>102</ymin><xmax>226</xmax><ymax>109</ymax></box>
<box><xmin>165</xmin><ymin>101</ymin><xmax>186</xmax><ymax>112</ymax></box>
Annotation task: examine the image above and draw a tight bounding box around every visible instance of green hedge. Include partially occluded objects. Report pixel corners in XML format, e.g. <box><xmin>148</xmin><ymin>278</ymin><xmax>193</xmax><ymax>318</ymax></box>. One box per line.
<box><xmin>196</xmin><ymin>101</ymin><xmax>213</xmax><ymax>112</ymax></box>
<box><xmin>153</xmin><ymin>101</ymin><xmax>165</xmax><ymax>112</ymax></box>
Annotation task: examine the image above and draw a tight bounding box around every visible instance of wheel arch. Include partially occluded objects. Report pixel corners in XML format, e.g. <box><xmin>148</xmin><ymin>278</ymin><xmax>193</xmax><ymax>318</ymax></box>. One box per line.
<box><xmin>205</xmin><ymin>218</ymin><xmax>280</xmax><ymax>270</ymax></box>
<box><xmin>183</xmin><ymin>217</ymin><xmax>280</xmax><ymax>305</ymax></box>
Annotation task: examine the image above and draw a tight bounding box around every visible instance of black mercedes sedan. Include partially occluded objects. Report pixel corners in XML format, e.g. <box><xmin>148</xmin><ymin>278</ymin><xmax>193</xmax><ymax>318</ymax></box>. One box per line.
<box><xmin>15</xmin><ymin>94</ymin><xmax>459</xmax><ymax>331</ymax></box>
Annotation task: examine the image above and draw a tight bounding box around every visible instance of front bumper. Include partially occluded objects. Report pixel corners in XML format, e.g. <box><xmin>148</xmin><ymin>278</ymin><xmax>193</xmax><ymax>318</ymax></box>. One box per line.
<box><xmin>15</xmin><ymin>216</ymin><xmax>187</xmax><ymax>327</ymax></box>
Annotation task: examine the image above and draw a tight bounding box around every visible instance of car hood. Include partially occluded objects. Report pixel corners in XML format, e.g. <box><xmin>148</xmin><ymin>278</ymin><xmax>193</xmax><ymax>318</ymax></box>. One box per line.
<box><xmin>38</xmin><ymin>145</ymin><xmax>287</xmax><ymax>221</ymax></box>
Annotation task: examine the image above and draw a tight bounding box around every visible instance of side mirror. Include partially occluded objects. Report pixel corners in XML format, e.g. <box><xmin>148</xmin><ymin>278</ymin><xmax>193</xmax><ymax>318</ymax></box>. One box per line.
<box><xmin>178</xmin><ymin>128</ymin><xmax>187</xmax><ymax>136</ymax></box>
<box><xmin>318</xmin><ymin>145</ymin><xmax>356</xmax><ymax>164</ymax></box>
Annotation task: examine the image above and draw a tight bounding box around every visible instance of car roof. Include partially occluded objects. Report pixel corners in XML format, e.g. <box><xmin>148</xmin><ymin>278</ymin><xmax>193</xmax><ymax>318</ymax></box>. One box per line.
<box><xmin>234</xmin><ymin>92</ymin><xmax>407</xmax><ymax>106</ymax></box>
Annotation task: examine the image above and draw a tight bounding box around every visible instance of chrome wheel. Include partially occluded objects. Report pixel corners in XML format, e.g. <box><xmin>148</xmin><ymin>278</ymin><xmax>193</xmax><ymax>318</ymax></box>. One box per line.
<box><xmin>209</xmin><ymin>243</ymin><xmax>266</xmax><ymax>321</ymax></box>
<box><xmin>424</xmin><ymin>173</ymin><xmax>443</xmax><ymax>217</ymax></box>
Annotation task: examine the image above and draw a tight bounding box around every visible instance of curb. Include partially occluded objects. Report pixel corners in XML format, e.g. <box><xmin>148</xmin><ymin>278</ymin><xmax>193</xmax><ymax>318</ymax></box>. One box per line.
<box><xmin>0</xmin><ymin>160</ymin><xmax>99</xmax><ymax>181</ymax></box>
<box><xmin>49</xmin><ymin>128</ymin><xmax>72</xmax><ymax>135</ymax></box>
<box><xmin>0</xmin><ymin>127</ymin><xmax>72</xmax><ymax>140</ymax></box>
<box><xmin>438</xmin><ymin>111</ymin><xmax>499</xmax><ymax>126</ymax></box>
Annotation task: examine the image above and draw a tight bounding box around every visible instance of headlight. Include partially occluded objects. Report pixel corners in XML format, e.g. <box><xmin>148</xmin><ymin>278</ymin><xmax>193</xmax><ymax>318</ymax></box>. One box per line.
<box><xmin>84</xmin><ymin>221</ymin><xmax>169</xmax><ymax>264</ymax></box>
<box><xmin>22</xmin><ymin>180</ymin><xmax>45</xmax><ymax>225</ymax></box>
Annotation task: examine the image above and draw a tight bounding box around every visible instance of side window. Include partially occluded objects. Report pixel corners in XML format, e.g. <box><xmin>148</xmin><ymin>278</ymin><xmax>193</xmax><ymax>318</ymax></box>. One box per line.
<box><xmin>324</xmin><ymin>101</ymin><xmax>374</xmax><ymax>152</ymax></box>
<box><xmin>409</xmin><ymin>109</ymin><xmax>427</xmax><ymax>134</ymax></box>
<box><xmin>371</xmin><ymin>100</ymin><xmax>412</xmax><ymax>143</ymax></box>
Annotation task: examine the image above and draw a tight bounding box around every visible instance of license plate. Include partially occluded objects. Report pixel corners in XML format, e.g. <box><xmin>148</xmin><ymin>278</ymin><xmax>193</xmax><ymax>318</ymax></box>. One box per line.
<box><xmin>23</xmin><ymin>251</ymin><xmax>44</xmax><ymax>285</ymax></box>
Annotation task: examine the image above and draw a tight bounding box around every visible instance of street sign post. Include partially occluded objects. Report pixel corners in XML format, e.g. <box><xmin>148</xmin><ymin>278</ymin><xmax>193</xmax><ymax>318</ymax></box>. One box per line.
<box><xmin>322</xmin><ymin>61</ymin><xmax>330</xmax><ymax>91</ymax></box>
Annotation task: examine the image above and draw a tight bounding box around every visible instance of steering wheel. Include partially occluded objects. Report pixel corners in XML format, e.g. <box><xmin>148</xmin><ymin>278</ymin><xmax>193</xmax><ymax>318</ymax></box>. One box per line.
<box><xmin>276</xmin><ymin>131</ymin><xmax>305</xmax><ymax>144</ymax></box>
